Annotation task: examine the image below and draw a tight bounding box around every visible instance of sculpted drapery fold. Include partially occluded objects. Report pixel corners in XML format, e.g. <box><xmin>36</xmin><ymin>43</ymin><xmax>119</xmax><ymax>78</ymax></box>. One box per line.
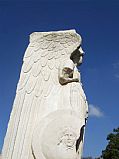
<box><xmin>2</xmin><ymin>30</ymin><xmax>88</xmax><ymax>159</ymax></box>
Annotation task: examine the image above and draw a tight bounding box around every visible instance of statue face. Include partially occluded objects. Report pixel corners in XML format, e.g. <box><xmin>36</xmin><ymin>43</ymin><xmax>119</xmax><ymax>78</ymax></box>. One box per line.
<box><xmin>70</xmin><ymin>46</ymin><xmax>84</xmax><ymax>66</ymax></box>
<box><xmin>63</xmin><ymin>132</ymin><xmax>76</xmax><ymax>147</ymax></box>
<box><xmin>59</xmin><ymin>130</ymin><xmax>76</xmax><ymax>148</ymax></box>
<box><xmin>76</xmin><ymin>47</ymin><xmax>84</xmax><ymax>66</ymax></box>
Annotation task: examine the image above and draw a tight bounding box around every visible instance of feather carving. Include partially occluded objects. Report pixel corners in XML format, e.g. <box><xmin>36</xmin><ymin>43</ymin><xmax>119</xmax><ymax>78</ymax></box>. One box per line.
<box><xmin>2</xmin><ymin>30</ymin><xmax>82</xmax><ymax>159</ymax></box>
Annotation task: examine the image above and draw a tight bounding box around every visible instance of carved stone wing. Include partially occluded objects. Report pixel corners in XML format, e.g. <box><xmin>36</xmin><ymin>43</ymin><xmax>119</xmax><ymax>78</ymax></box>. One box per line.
<box><xmin>2</xmin><ymin>30</ymin><xmax>82</xmax><ymax>159</ymax></box>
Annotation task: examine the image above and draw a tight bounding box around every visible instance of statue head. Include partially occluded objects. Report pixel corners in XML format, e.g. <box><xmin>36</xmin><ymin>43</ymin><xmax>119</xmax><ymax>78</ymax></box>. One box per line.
<box><xmin>58</xmin><ymin>128</ymin><xmax>77</xmax><ymax>149</ymax></box>
<box><xmin>70</xmin><ymin>46</ymin><xmax>84</xmax><ymax>66</ymax></box>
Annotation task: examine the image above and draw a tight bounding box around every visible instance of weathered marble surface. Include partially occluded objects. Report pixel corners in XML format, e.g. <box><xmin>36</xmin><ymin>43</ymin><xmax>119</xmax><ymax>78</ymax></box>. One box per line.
<box><xmin>2</xmin><ymin>30</ymin><xmax>88</xmax><ymax>159</ymax></box>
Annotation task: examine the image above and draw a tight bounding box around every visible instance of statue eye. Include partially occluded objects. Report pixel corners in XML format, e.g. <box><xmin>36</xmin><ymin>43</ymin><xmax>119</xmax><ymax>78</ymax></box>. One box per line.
<box><xmin>64</xmin><ymin>133</ymin><xmax>69</xmax><ymax>137</ymax></box>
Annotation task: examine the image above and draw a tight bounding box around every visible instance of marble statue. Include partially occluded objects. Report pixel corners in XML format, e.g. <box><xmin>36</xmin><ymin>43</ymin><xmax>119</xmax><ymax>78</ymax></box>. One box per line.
<box><xmin>2</xmin><ymin>30</ymin><xmax>88</xmax><ymax>159</ymax></box>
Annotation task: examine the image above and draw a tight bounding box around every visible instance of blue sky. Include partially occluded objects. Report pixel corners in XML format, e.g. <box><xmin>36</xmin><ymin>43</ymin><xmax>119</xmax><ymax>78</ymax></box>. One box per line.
<box><xmin>0</xmin><ymin>0</ymin><xmax>119</xmax><ymax>158</ymax></box>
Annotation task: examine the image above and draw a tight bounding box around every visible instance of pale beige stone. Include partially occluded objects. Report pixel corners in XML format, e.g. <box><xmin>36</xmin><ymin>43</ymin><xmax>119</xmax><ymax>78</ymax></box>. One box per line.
<box><xmin>2</xmin><ymin>30</ymin><xmax>88</xmax><ymax>159</ymax></box>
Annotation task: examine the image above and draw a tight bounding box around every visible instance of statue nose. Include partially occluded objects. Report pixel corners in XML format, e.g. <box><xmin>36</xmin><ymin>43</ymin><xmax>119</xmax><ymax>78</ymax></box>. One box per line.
<box><xmin>78</xmin><ymin>47</ymin><xmax>84</xmax><ymax>54</ymax></box>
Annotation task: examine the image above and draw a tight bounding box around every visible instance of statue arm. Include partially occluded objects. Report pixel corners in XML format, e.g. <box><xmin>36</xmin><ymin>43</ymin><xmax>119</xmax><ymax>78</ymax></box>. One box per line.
<box><xmin>58</xmin><ymin>67</ymin><xmax>79</xmax><ymax>85</ymax></box>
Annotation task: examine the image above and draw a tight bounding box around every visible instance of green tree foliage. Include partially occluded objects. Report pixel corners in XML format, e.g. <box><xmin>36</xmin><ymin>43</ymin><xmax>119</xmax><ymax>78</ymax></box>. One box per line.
<box><xmin>101</xmin><ymin>127</ymin><xmax>119</xmax><ymax>159</ymax></box>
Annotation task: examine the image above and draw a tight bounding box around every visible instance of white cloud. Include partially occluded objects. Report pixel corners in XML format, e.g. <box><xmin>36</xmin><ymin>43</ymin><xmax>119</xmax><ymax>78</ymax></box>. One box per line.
<box><xmin>89</xmin><ymin>104</ymin><xmax>104</xmax><ymax>117</ymax></box>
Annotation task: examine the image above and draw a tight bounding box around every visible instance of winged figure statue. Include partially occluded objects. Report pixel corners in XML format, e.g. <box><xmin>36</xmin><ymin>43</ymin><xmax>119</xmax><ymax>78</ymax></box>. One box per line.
<box><xmin>2</xmin><ymin>30</ymin><xmax>88</xmax><ymax>159</ymax></box>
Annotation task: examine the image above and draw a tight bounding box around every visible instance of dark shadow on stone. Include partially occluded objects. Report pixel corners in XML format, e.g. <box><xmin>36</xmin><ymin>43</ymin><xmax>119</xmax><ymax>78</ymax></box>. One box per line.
<box><xmin>76</xmin><ymin>125</ymin><xmax>85</xmax><ymax>152</ymax></box>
